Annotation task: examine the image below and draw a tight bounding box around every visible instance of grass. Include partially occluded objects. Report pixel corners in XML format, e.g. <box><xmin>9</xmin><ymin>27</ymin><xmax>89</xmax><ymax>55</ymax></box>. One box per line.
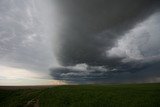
<box><xmin>0</xmin><ymin>83</ymin><xmax>160</xmax><ymax>107</ymax></box>
<box><xmin>0</xmin><ymin>89</ymin><xmax>42</xmax><ymax>107</ymax></box>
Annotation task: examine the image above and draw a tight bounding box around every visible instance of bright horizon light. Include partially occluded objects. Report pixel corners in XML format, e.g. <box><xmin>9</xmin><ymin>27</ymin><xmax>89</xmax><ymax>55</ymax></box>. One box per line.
<box><xmin>0</xmin><ymin>65</ymin><xmax>66</xmax><ymax>86</ymax></box>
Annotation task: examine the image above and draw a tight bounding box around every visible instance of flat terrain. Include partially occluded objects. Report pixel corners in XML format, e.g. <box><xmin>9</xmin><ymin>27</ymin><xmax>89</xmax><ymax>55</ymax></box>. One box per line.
<box><xmin>0</xmin><ymin>83</ymin><xmax>160</xmax><ymax>107</ymax></box>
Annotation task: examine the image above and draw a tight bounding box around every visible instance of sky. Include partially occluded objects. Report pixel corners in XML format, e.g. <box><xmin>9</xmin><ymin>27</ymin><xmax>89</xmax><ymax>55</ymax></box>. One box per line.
<box><xmin>0</xmin><ymin>0</ymin><xmax>160</xmax><ymax>85</ymax></box>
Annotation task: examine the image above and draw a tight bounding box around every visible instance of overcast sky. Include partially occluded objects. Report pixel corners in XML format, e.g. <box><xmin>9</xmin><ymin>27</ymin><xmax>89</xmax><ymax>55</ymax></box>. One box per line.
<box><xmin>0</xmin><ymin>0</ymin><xmax>62</xmax><ymax>85</ymax></box>
<box><xmin>0</xmin><ymin>0</ymin><xmax>160</xmax><ymax>85</ymax></box>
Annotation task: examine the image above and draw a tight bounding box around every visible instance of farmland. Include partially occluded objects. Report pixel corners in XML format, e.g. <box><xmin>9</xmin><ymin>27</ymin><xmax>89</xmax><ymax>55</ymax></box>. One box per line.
<box><xmin>0</xmin><ymin>83</ymin><xmax>160</xmax><ymax>107</ymax></box>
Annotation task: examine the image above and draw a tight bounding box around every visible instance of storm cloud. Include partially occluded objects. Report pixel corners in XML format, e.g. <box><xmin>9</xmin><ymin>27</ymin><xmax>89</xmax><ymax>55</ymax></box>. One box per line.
<box><xmin>0</xmin><ymin>0</ymin><xmax>160</xmax><ymax>84</ymax></box>
<box><xmin>50</xmin><ymin>0</ymin><xmax>160</xmax><ymax>83</ymax></box>
<box><xmin>53</xmin><ymin>0</ymin><xmax>159</xmax><ymax>66</ymax></box>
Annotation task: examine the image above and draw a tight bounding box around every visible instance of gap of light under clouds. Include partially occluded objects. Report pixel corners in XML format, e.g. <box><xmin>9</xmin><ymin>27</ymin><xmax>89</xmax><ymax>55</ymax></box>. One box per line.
<box><xmin>0</xmin><ymin>65</ymin><xmax>66</xmax><ymax>86</ymax></box>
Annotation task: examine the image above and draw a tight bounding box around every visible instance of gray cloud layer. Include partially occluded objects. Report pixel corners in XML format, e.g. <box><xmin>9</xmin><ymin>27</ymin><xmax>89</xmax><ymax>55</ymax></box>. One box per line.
<box><xmin>1</xmin><ymin>0</ymin><xmax>160</xmax><ymax>84</ymax></box>
<box><xmin>50</xmin><ymin>0</ymin><xmax>160</xmax><ymax>83</ymax></box>
<box><xmin>53</xmin><ymin>0</ymin><xmax>158</xmax><ymax>66</ymax></box>
<box><xmin>51</xmin><ymin>61</ymin><xmax>160</xmax><ymax>83</ymax></box>
<box><xmin>0</xmin><ymin>0</ymin><xmax>57</xmax><ymax>72</ymax></box>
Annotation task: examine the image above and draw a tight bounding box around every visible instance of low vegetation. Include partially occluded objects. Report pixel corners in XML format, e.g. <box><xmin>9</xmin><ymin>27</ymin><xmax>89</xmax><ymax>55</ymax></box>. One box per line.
<box><xmin>0</xmin><ymin>83</ymin><xmax>160</xmax><ymax>107</ymax></box>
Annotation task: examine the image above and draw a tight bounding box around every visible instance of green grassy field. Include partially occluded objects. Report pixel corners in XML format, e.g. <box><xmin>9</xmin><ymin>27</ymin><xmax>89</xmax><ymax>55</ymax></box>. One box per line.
<box><xmin>0</xmin><ymin>83</ymin><xmax>160</xmax><ymax>107</ymax></box>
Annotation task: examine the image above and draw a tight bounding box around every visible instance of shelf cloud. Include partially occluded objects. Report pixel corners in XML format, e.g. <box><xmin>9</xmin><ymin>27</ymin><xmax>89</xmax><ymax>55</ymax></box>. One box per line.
<box><xmin>50</xmin><ymin>0</ymin><xmax>160</xmax><ymax>83</ymax></box>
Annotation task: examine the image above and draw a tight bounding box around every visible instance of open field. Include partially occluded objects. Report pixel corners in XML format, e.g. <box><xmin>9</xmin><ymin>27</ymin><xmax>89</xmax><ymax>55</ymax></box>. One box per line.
<box><xmin>0</xmin><ymin>83</ymin><xmax>160</xmax><ymax>107</ymax></box>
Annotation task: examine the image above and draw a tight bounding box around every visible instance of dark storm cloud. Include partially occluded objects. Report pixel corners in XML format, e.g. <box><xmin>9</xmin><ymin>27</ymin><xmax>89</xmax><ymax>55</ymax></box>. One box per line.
<box><xmin>50</xmin><ymin>61</ymin><xmax>160</xmax><ymax>83</ymax></box>
<box><xmin>104</xmin><ymin>61</ymin><xmax>160</xmax><ymax>83</ymax></box>
<box><xmin>50</xmin><ymin>0</ymin><xmax>160</xmax><ymax>83</ymax></box>
<box><xmin>50</xmin><ymin>64</ymin><xmax>116</xmax><ymax>83</ymax></box>
<box><xmin>53</xmin><ymin>0</ymin><xmax>159</xmax><ymax>66</ymax></box>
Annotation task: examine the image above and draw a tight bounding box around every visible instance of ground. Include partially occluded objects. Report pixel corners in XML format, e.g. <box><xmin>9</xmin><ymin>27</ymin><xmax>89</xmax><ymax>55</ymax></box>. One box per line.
<box><xmin>0</xmin><ymin>83</ymin><xmax>160</xmax><ymax>107</ymax></box>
